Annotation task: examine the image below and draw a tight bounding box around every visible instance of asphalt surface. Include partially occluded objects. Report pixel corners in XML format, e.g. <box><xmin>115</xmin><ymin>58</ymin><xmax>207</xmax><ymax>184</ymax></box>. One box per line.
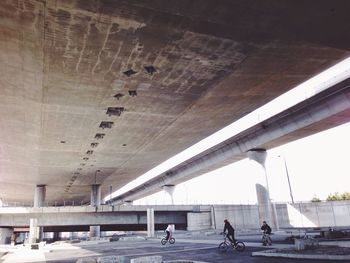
<box><xmin>2</xmin><ymin>231</ymin><xmax>345</xmax><ymax>262</ymax></box>
<box><xmin>43</xmin><ymin>236</ymin><xmax>328</xmax><ymax>263</ymax></box>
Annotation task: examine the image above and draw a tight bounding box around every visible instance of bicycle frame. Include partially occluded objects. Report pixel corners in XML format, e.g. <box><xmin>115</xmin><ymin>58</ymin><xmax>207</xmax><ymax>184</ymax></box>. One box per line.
<box><xmin>222</xmin><ymin>233</ymin><xmax>234</xmax><ymax>245</ymax></box>
<box><xmin>161</xmin><ymin>233</ymin><xmax>175</xmax><ymax>245</ymax></box>
<box><xmin>219</xmin><ymin>233</ymin><xmax>245</xmax><ymax>252</ymax></box>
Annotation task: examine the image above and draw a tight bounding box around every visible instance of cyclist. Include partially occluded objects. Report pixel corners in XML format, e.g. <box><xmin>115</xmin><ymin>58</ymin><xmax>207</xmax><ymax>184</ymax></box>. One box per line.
<box><xmin>261</xmin><ymin>220</ymin><xmax>272</xmax><ymax>245</ymax></box>
<box><xmin>165</xmin><ymin>224</ymin><xmax>173</xmax><ymax>241</ymax></box>
<box><xmin>221</xmin><ymin>219</ymin><xmax>236</xmax><ymax>245</ymax></box>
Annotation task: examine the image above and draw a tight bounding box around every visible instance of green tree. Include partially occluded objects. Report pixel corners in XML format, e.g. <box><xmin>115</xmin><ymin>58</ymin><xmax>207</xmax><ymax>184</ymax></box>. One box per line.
<box><xmin>311</xmin><ymin>195</ymin><xmax>321</xmax><ymax>202</ymax></box>
<box><xmin>341</xmin><ymin>192</ymin><xmax>350</xmax><ymax>200</ymax></box>
<box><xmin>326</xmin><ymin>192</ymin><xmax>350</xmax><ymax>201</ymax></box>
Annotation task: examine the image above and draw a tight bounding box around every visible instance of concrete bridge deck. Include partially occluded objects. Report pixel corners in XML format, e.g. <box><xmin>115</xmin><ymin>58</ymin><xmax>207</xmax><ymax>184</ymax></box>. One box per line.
<box><xmin>0</xmin><ymin>204</ymin><xmax>211</xmax><ymax>214</ymax></box>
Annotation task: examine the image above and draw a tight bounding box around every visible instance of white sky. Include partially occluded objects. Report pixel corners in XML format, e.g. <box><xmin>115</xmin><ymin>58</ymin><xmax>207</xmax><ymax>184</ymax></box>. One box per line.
<box><xmin>135</xmin><ymin>122</ymin><xmax>350</xmax><ymax>205</ymax></box>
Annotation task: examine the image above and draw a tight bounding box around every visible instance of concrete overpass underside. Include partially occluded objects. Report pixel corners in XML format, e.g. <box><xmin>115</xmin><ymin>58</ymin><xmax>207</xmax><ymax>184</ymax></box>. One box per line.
<box><xmin>1</xmin><ymin>0</ymin><xmax>350</xmax><ymax>204</ymax></box>
<box><xmin>0</xmin><ymin>205</ymin><xmax>200</xmax><ymax>232</ymax></box>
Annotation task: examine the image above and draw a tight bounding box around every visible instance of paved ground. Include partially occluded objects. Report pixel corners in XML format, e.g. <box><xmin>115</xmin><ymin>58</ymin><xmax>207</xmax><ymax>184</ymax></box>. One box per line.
<box><xmin>1</xmin><ymin>231</ymin><xmax>346</xmax><ymax>262</ymax></box>
<box><xmin>43</xmin><ymin>240</ymin><xmax>321</xmax><ymax>263</ymax></box>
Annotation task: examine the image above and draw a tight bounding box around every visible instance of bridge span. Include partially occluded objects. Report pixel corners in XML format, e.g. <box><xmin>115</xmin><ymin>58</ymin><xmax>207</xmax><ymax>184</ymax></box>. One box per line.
<box><xmin>0</xmin><ymin>200</ymin><xmax>349</xmax><ymax>244</ymax></box>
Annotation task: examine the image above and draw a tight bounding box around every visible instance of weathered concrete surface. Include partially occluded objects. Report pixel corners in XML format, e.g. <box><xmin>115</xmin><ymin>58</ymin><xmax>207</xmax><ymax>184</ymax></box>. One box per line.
<box><xmin>0</xmin><ymin>205</ymin><xmax>190</xmax><ymax>228</ymax></box>
<box><xmin>112</xmin><ymin>79</ymin><xmax>350</xmax><ymax>203</ymax></box>
<box><xmin>0</xmin><ymin>0</ymin><xmax>350</xmax><ymax>204</ymax></box>
<box><xmin>0</xmin><ymin>201</ymin><xmax>349</xmax><ymax>231</ymax></box>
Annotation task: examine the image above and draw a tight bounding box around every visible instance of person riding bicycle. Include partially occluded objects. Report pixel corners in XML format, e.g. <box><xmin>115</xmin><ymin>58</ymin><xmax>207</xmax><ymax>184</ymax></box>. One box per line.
<box><xmin>261</xmin><ymin>220</ymin><xmax>272</xmax><ymax>245</ymax></box>
<box><xmin>165</xmin><ymin>224</ymin><xmax>173</xmax><ymax>241</ymax></box>
<box><xmin>221</xmin><ymin>219</ymin><xmax>236</xmax><ymax>245</ymax></box>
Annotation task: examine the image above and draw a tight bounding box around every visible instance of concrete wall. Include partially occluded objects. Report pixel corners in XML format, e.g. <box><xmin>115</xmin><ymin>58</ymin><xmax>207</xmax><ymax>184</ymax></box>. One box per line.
<box><xmin>212</xmin><ymin>201</ymin><xmax>350</xmax><ymax>230</ymax></box>
<box><xmin>0</xmin><ymin>201</ymin><xmax>349</xmax><ymax>231</ymax></box>
<box><xmin>0</xmin><ymin>211</ymin><xmax>187</xmax><ymax>227</ymax></box>
<box><xmin>272</xmin><ymin>202</ymin><xmax>350</xmax><ymax>228</ymax></box>
<box><xmin>187</xmin><ymin>212</ymin><xmax>212</xmax><ymax>231</ymax></box>
<box><xmin>155</xmin><ymin>211</ymin><xmax>187</xmax><ymax>225</ymax></box>
<box><xmin>212</xmin><ymin>204</ymin><xmax>260</xmax><ymax>230</ymax></box>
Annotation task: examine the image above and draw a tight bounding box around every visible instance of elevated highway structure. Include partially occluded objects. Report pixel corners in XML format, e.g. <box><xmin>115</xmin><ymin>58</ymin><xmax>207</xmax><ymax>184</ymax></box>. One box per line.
<box><xmin>1</xmin><ymin>0</ymin><xmax>350</xmax><ymax>243</ymax></box>
<box><xmin>1</xmin><ymin>0</ymin><xmax>350</xmax><ymax>207</ymax></box>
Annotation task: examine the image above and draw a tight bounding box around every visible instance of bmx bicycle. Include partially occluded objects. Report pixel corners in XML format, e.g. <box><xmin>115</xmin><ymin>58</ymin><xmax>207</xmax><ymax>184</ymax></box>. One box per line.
<box><xmin>161</xmin><ymin>234</ymin><xmax>175</xmax><ymax>245</ymax></box>
<box><xmin>218</xmin><ymin>233</ymin><xmax>245</xmax><ymax>252</ymax></box>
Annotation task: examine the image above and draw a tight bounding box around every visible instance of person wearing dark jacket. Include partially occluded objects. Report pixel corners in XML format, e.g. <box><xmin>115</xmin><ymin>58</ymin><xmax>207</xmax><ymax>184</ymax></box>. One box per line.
<box><xmin>261</xmin><ymin>220</ymin><xmax>272</xmax><ymax>245</ymax></box>
<box><xmin>261</xmin><ymin>221</ymin><xmax>272</xmax><ymax>234</ymax></box>
<box><xmin>222</xmin><ymin>219</ymin><xmax>236</xmax><ymax>244</ymax></box>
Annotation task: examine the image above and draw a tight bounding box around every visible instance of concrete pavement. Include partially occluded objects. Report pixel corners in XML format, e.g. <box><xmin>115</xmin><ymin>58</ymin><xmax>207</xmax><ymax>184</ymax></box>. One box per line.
<box><xmin>1</xmin><ymin>231</ymin><xmax>350</xmax><ymax>262</ymax></box>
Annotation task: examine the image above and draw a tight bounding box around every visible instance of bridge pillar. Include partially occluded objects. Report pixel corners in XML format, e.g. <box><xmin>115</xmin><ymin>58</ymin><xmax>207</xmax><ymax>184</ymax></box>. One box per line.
<box><xmin>33</xmin><ymin>185</ymin><xmax>46</xmax><ymax>242</ymax></box>
<box><xmin>147</xmin><ymin>208</ymin><xmax>155</xmax><ymax>237</ymax></box>
<box><xmin>90</xmin><ymin>184</ymin><xmax>101</xmax><ymax>238</ymax></box>
<box><xmin>247</xmin><ymin>149</ymin><xmax>275</xmax><ymax>228</ymax></box>
<box><xmin>53</xmin><ymin>232</ymin><xmax>60</xmax><ymax>241</ymax></box>
<box><xmin>29</xmin><ymin>218</ymin><xmax>40</xmax><ymax>244</ymax></box>
<box><xmin>89</xmin><ymin>226</ymin><xmax>100</xmax><ymax>239</ymax></box>
<box><xmin>70</xmin><ymin>232</ymin><xmax>77</xmax><ymax>240</ymax></box>
<box><xmin>34</xmin><ymin>185</ymin><xmax>46</xmax><ymax>207</ymax></box>
<box><xmin>90</xmin><ymin>184</ymin><xmax>101</xmax><ymax>206</ymax></box>
<box><xmin>162</xmin><ymin>185</ymin><xmax>175</xmax><ymax>204</ymax></box>
<box><xmin>0</xmin><ymin>228</ymin><xmax>13</xmax><ymax>244</ymax></box>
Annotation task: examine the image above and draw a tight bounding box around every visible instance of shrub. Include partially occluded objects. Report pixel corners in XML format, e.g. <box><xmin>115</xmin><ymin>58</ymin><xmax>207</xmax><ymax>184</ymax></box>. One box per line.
<box><xmin>326</xmin><ymin>192</ymin><xmax>350</xmax><ymax>201</ymax></box>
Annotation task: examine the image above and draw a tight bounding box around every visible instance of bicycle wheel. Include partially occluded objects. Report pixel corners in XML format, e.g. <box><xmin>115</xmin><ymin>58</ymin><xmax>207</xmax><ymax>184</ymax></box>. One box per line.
<box><xmin>161</xmin><ymin>238</ymin><xmax>167</xmax><ymax>245</ymax></box>
<box><xmin>218</xmin><ymin>242</ymin><xmax>228</xmax><ymax>253</ymax></box>
<box><xmin>169</xmin><ymin>237</ymin><xmax>175</xmax><ymax>244</ymax></box>
<box><xmin>235</xmin><ymin>241</ymin><xmax>245</xmax><ymax>252</ymax></box>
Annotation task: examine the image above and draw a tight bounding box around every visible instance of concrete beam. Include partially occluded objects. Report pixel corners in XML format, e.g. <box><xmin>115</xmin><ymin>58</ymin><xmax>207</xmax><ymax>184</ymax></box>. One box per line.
<box><xmin>111</xmin><ymin>79</ymin><xmax>350</xmax><ymax>204</ymax></box>
<box><xmin>0</xmin><ymin>207</ymin><xmax>191</xmax><ymax>227</ymax></box>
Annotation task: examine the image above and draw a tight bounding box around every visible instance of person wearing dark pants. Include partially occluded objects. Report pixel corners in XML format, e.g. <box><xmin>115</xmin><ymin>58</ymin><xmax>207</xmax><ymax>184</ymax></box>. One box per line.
<box><xmin>222</xmin><ymin>219</ymin><xmax>236</xmax><ymax>244</ymax></box>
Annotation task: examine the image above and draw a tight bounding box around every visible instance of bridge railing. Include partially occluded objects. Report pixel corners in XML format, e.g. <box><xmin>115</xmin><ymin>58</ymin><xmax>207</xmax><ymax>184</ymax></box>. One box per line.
<box><xmin>1</xmin><ymin>200</ymin><xmax>91</xmax><ymax>207</ymax></box>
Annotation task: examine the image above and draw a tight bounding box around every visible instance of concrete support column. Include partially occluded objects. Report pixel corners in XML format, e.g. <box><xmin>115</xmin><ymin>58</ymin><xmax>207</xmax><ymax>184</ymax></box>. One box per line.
<box><xmin>211</xmin><ymin>206</ymin><xmax>216</xmax><ymax>229</ymax></box>
<box><xmin>53</xmin><ymin>232</ymin><xmax>66</xmax><ymax>241</ymax></box>
<box><xmin>255</xmin><ymin>184</ymin><xmax>273</xmax><ymax>226</ymax></box>
<box><xmin>89</xmin><ymin>226</ymin><xmax>100</xmax><ymax>239</ymax></box>
<box><xmin>247</xmin><ymin>149</ymin><xmax>275</xmax><ymax>228</ymax></box>
<box><xmin>0</xmin><ymin>227</ymin><xmax>13</xmax><ymax>244</ymax></box>
<box><xmin>53</xmin><ymin>232</ymin><xmax>60</xmax><ymax>241</ymax></box>
<box><xmin>162</xmin><ymin>185</ymin><xmax>175</xmax><ymax>204</ymax></box>
<box><xmin>147</xmin><ymin>208</ymin><xmax>155</xmax><ymax>237</ymax></box>
<box><xmin>33</xmin><ymin>185</ymin><xmax>46</xmax><ymax>242</ymax></box>
<box><xmin>90</xmin><ymin>184</ymin><xmax>101</xmax><ymax>239</ymax></box>
<box><xmin>34</xmin><ymin>185</ymin><xmax>46</xmax><ymax>207</ymax></box>
<box><xmin>70</xmin><ymin>232</ymin><xmax>76</xmax><ymax>240</ymax></box>
<box><xmin>29</xmin><ymin>218</ymin><xmax>40</xmax><ymax>244</ymax></box>
<box><xmin>90</xmin><ymin>184</ymin><xmax>101</xmax><ymax>206</ymax></box>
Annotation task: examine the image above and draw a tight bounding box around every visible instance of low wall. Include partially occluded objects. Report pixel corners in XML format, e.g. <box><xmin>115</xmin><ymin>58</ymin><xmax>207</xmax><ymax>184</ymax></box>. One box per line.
<box><xmin>213</xmin><ymin>204</ymin><xmax>259</xmax><ymax>229</ymax></box>
<box><xmin>187</xmin><ymin>212</ymin><xmax>212</xmax><ymax>231</ymax></box>
<box><xmin>283</xmin><ymin>201</ymin><xmax>350</xmax><ymax>227</ymax></box>
<box><xmin>211</xmin><ymin>201</ymin><xmax>350</xmax><ymax>230</ymax></box>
